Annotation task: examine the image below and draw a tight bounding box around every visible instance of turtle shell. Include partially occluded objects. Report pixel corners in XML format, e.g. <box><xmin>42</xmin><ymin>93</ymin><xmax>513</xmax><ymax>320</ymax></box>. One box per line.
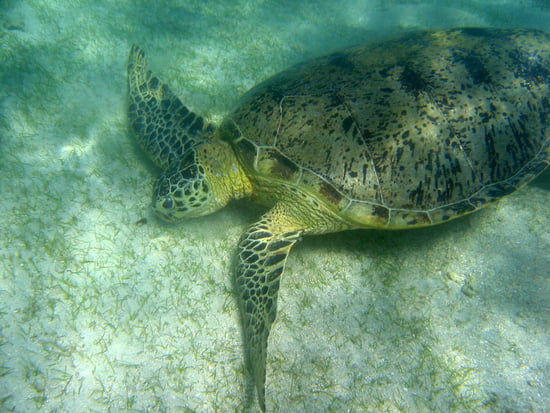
<box><xmin>221</xmin><ymin>28</ymin><xmax>550</xmax><ymax>229</ymax></box>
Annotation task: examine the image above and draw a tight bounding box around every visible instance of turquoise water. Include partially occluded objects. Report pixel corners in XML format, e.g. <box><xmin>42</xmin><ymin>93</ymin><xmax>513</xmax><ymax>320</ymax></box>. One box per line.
<box><xmin>0</xmin><ymin>1</ymin><xmax>549</xmax><ymax>411</ymax></box>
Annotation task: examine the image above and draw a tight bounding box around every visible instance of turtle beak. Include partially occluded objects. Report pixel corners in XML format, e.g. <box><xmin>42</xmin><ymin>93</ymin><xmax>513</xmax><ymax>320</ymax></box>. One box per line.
<box><xmin>156</xmin><ymin>212</ymin><xmax>170</xmax><ymax>221</ymax></box>
<box><xmin>157</xmin><ymin>213</ymin><xmax>178</xmax><ymax>222</ymax></box>
<box><xmin>154</xmin><ymin>206</ymin><xmax>178</xmax><ymax>222</ymax></box>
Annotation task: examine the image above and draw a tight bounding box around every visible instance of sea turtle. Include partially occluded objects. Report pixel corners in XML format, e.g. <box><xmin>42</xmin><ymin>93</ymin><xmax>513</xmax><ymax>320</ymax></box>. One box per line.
<box><xmin>127</xmin><ymin>28</ymin><xmax>549</xmax><ymax>411</ymax></box>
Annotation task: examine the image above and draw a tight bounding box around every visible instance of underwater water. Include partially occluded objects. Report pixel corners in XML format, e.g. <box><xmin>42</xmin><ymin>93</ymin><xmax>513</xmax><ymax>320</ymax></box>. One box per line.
<box><xmin>0</xmin><ymin>0</ymin><xmax>549</xmax><ymax>411</ymax></box>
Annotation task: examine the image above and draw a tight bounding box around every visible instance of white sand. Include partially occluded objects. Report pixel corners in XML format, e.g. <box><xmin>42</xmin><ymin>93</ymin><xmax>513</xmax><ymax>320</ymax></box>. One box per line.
<box><xmin>0</xmin><ymin>0</ymin><xmax>548</xmax><ymax>411</ymax></box>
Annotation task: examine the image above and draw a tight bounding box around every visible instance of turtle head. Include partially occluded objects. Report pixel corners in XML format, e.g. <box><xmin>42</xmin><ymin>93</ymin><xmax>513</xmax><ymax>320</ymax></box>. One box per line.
<box><xmin>153</xmin><ymin>141</ymin><xmax>251</xmax><ymax>221</ymax></box>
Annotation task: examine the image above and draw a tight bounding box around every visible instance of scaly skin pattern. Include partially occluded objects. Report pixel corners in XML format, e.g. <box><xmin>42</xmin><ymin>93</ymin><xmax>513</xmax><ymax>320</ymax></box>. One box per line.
<box><xmin>127</xmin><ymin>28</ymin><xmax>549</xmax><ymax>412</ymax></box>
<box><xmin>234</xmin><ymin>182</ymin><xmax>348</xmax><ymax>411</ymax></box>
<box><xmin>235</xmin><ymin>209</ymin><xmax>301</xmax><ymax>412</ymax></box>
<box><xmin>127</xmin><ymin>45</ymin><xmax>213</xmax><ymax>170</ymax></box>
<box><xmin>128</xmin><ymin>46</ymin><xmax>251</xmax><ymax>220</ymax></box>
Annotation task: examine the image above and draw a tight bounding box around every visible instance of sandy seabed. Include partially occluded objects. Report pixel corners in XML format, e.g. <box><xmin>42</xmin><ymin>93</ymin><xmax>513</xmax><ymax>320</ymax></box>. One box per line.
<box><xmin>0</xmin><ymin>0</ymin><xmax>549</xmax><ymax>411</ymax></box>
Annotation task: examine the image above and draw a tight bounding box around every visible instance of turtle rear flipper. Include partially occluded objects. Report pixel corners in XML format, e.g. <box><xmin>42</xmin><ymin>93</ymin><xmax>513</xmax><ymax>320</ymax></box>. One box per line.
<box><xmin>127</xmin><ymin>45</ymin><xmax>214</xmax><ymax>169</ymax></box>
<box><xmin>235</xmin><ymin>205</ymin><xmax>303</xmax><ymax>411</ymax></box>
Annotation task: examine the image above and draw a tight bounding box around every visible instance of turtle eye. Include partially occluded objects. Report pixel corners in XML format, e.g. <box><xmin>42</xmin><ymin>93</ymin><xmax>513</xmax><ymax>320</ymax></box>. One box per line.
<box><xmin>162</xmin><ymin>196</ymin><xmax>173</xmax><ymax>209</ymax></box>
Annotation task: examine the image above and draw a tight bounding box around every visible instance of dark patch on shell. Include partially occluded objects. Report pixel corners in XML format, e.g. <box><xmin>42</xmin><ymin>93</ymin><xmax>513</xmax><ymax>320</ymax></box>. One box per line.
<box><xmin>373</xmin><ymin>205</ymin><xmax>389</xmax><ymax>220</ymax></box>
<box><xmin>509</xmin><ymin>49</ymin><xmax>550</xmax><ymax>85</ymax></box>
<box><xmin>268</xmin><ymin>149</ymin><xmax>300</xmax><ymax>180</ymax></box>
<box><xmin>400</xmin><ymin>65</ymin><xmax>429</xmax><ymax>95</ymax></box>
<box><xmin>342</xmin><ymin>116</ymin><xmax>354</xmax><ymax>134</ymax></box>
<box><xmin>456</xmin><ymin>52</ymin><xmax>492</xmax><ymax>85</ymax></box>
<box><xmin>409</xmin><ymin>212</ymin><xmax>431</xmax><ymax>226</ymax></box>
<box><xmin>319</xmin><ymin>181</ymin><xmax>343</xmax><ymax>205</ymax></box>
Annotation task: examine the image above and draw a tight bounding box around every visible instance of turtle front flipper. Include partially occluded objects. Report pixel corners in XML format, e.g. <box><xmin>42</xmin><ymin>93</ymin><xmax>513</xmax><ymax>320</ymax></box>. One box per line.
<box><xmin>235</xmin><ymin>205</ymin><xmax>303</xmax><ymax>412</ymax></box>
<box><xmin>127</xmin><ymin>45</ymin><xmax>214</xmax><ymax>169</ymax></box>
